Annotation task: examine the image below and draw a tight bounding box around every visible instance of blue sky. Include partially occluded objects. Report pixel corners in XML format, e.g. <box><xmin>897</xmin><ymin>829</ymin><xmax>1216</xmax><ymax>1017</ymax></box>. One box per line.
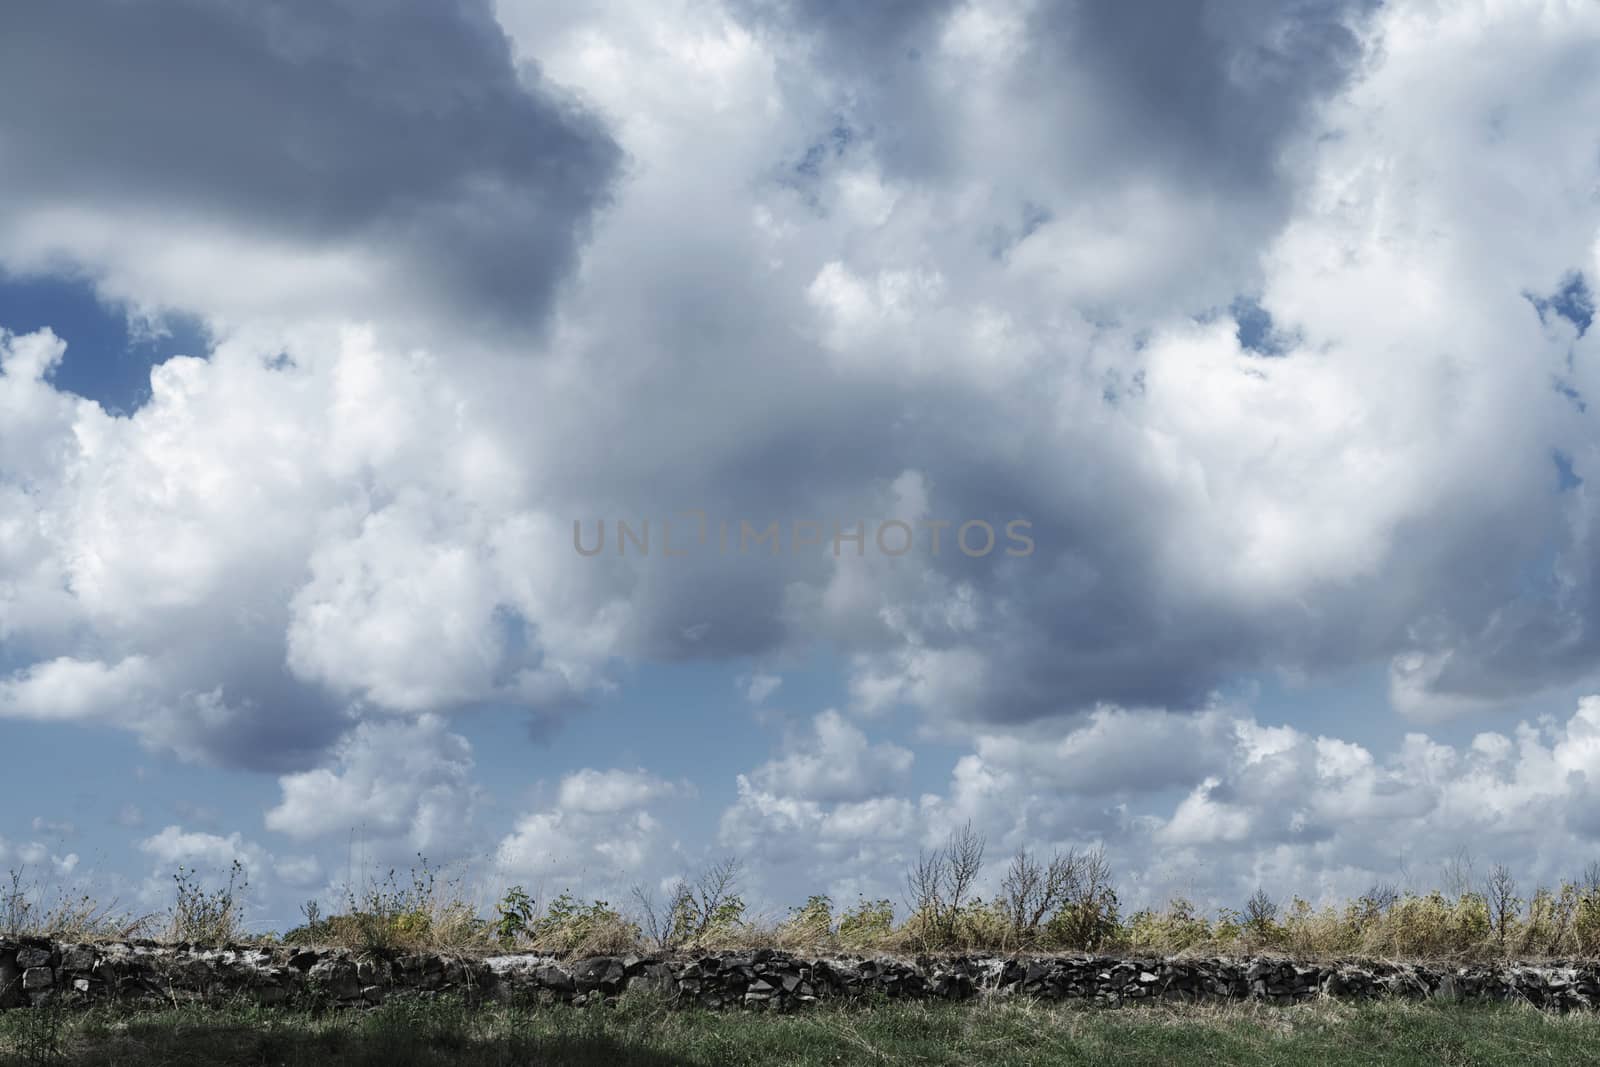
<box><xmin>5</xmin><ymin>0</ymin><xmax>1600</xmax><ymax>932</ymax></box>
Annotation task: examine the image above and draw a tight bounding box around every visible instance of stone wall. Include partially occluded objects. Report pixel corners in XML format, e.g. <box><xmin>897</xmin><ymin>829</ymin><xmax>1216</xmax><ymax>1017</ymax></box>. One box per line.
<box><xmin>3</xmin><ymin>938</ymin><xmax>1599</xmax><ymax>1012</ymax></box>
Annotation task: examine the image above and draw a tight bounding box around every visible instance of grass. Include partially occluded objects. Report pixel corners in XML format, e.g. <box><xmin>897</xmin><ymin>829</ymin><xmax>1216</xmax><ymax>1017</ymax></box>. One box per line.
<box><xmin>15</xmin><ymin>841</ymin><xmax>1600</xmax><ymax>966</ymax></box>
<box><xmin>286</xmin><ymin>859</ymin><xmax>495</xmax><ymax>956</ymax></box>
<box><xmin>1</xmin><ymin>870</ymin><xmax>153</xmax><ymax>944</ymax></box>
<box><xmin>4</xmin><ymin>992</ymin><xmax>1600</xmax><ymax>1066</ymax></box>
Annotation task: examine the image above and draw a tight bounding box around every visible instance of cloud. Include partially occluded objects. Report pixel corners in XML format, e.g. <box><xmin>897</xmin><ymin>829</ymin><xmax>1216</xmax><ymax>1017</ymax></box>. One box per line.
<box><xmin>0</xmin><ymin>323</ymin><xmax>630</xmax><ymax>769</ymax></box>
<box><xmin>740</xmin><ymin>671</ymin><xmax>783</xmax><ymax>705</ymax></box>
<box><xmin>494</xmin><ymin>807</ymin><xmax>678</xmax><ymax>898</ymax></box>
<box><xmin>273</xmin><ymin>855</ymin><xmax>325</xmax><ymax>891</ymax></box>
<box><xmin>6</xmin><ymin>0</ymin><xmax>1600</xmax><ymax>925</ymax></box>
<box><xmin>491</xmin><ymin>760</ymin><xmax>704</xmax><ymax>897</ymax></box>
<box><xmin>748</xmin><ymin>710</ymin><xmax>913</xmax><ymax>804</ymax></box>
<box><xmin>557</xmin><ymin>768</ymin><xmax>691</xmax><ymax>814</ymax></box>
<box><xmin>0</xmin><ymin>656</ymin><xmax>158</xmax><ymax>723</ymax></box>
<box><xmin>5</xmin><ymin>0</ymin><xmax>1598</xmax><ymax>785</ymax></box>
<box><xmin>265</xmin><ymin>714</ymin><xmax>480</xmax><ymax>859</ymax></box>
<box><xmin>139</xmin><ymin>826</ymin><xmax>268</xmax><ymax>881</ymax></box>
<box><xmin>0</xmin><ymin>0</ymin><xmax>620</xmax><ymax>338</ymax></box>
<box><xmin>968</xmin><ymin>706</ymin><xmax>1239</xmax><ymax>798</ymax></box>
<box><xmin>720</xmin><ymin>696</ymin><xmax>1600</xmax><ymax>914</ymax></box>
<box><xmin>29</xmin><ymin>817</ymin><xmax>76</xmax><ymax>839</ymax></box>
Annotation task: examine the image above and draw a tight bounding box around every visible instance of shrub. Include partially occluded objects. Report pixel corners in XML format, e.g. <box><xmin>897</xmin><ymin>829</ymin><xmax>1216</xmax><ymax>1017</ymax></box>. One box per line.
<box><xmin>526</xmin><ymin>893</ymin><xmax>639</xmax><ymax>955</ymax></box>
<box><xmin>1040</xmin><ymin>848</ymin><xmax>1119</xmax><ymax>952</ymax></box>
<box><xmin>902</xmin><ymin>823</ymin><xmax>986</xmax><ymax>951</ymax></box>
<box><xmin>778</xmin><ymin>895</ymin><xmax>835</xmax><ymax>948</ymax></box>
<box><xmin>284</xmin><ymin>854</ymin><xmax>490</xmax><ymax>954</ymax></box>
<box><xmin>1576</xmin><ymin>875</ymin><xmax>1600</xmax><ymax>954</ymax></box>
<box><xmin>1356</xmin><ymin>890</ymin><xmax>1491</xmax><ymax>959</ymax></box>
<box><xmin>1243</xmin><ymin>888</ymin><xmax>1280</xmax><ymax>945</ymax></box>
<box><xmin>633</xmin><ymin>858</ymin><xmax>745</xmax><ymax>952</ymax></box>
<box><xmin>169</xmin><ymin>860</ymin><xmax>248</xmax><ymax>946</ymax></box>
<box><xmin>495</xmin><ymin>886</ymin><xmax>536</xmax><ymax>948</ymax></box>
<box><xmin>1123</xmin><ymin>898</ymin><xmax>1214</xmax><ymax>955</ymax></box>
<box><xmin>88</xmin><ymin>850</ymin><xmax>1600</xmax><ymax>963</ymax></box>
<box><xmin>837</xmin><ymin>898</ymin><xmax>895</xmax><ymax>949</ymax></box>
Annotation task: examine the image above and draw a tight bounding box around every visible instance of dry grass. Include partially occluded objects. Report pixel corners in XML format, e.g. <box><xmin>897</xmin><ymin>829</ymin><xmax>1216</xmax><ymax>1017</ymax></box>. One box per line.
<box><xmin>284</xmin><ymin>857</ymin><xmax>499</xmax><ymax>956</ymax></box>
<box><xmin>16</xmin><ymin>847</ymin><xmax>1600</xmax><ymax>967</ymax></box>
<box><xmin>1</xmin><ymin>868</ymin><xmax>154</xmax><ymax>943</ymax></box>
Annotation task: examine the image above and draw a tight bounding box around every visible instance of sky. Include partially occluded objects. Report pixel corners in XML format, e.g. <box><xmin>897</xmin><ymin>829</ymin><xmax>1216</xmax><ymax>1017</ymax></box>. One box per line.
<box><xmin>4</xmin><ymin>0</ymin><xmax>1600</xmax><ymax>934</ymax></box>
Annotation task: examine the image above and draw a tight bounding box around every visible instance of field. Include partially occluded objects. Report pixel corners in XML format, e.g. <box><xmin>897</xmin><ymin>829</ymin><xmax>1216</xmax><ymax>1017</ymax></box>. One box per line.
<box><xmin>4</xmin><ymin>994</ymin><xmax>1600</xmax><ymax>1066</ymax></box>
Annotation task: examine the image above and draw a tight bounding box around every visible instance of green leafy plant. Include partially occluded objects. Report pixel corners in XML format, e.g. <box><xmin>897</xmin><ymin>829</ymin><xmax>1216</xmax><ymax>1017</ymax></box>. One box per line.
<box><xmin>779</xmin><ymin>895</ymin><xmax>835</xmax><ymax>947</ymax></box>
<box><xmin>526</xmin><ymin>893</ymin><xmax>637</xmax><ymax>955</ymax></box>
<box><xmin>837</xmin><ymin>898</ymin><xmax>894</xmax><ymax>948</ymax></box>
<box><xmin>496</xmin><ymin>885</ymin><xmax>536</xmax><ymax>948</ymax></box>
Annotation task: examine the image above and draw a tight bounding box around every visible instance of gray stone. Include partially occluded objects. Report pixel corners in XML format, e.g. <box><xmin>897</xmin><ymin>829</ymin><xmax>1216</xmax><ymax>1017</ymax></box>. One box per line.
<box><xmin>536</xmin><ymin>963</ymin><xmax>576</xmax><ymax>993</ymax></box>
<box><xmin>15</xmin><ymin>947</ymin><xmax>51</xmax><ymax>970</ymax></box>
<box><xmin>307</xmin><ymin>959</ymin><xmax>361</xmax><ymax>1001</ymax></box>
<box><xmin>59</xmin><ymin>945</ymin><xmax>96</xmax><ymax>973</ymax></box>
<box><xmin>572</xmin><ymin>957</ymin><xmax>625</xmax><ymax>993</ymax></box>
<box><xmin>0</xmin><ymin>939</ymin><xmax>1598</xmax><ymax>1016</ymax></box>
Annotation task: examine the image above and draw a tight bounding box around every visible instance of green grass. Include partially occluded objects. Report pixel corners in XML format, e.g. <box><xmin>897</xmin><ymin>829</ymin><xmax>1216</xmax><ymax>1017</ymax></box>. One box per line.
<box><xmin>4</xmin><ymin>994</ymin><xmax>1600</xmax><ymax>1066</ymax></box>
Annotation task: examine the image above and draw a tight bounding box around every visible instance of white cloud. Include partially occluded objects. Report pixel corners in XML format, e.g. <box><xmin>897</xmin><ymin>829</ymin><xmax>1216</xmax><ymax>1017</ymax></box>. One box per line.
<box><xmin>265</xmin><ymin>714</ymin><xmax>479</xmax><ymax>859</ymax></box>
<box><xmin>494</xmin><ymin>806</ymin><xmax>679</xmax><ymax>900</ymax></box>
<box><xmin>0</xmin><ymin>656</ymin><xmax>157</xmax><ymax>723</ymax></box>
<box><xmin>6</xmin><ymin>0</ymin><xmax>1600</xmax><ymax>924</ymax></box>
<box><xmin>740</xmin><ymin>671</ymin><xmax>783</xmax><ymax>705</ymax></box>
<box><xmin>273</xmin><ymin>855</ymin><xmax>324</xmax><ymax>891</ymax></box>
<box><xmin>0</xmin><ymin>323</ymin><xmax>630</xmax><ymax>769</ymax></box>
<box><xmin>139</xmin><ymin>826</ymin><xmax>267</xmax><ymax>881</ymax></box>
<box><xmin>714</xmin><ymin>695</ymin><xmax>1600</xmax><ymax>914</ymax></box>
<box><xmin>557</xmin><ymin>768</ymin><xmax>690</xmax><ymax>814</ymax></box>
<box><xmin>748</xmin><ymin>710</ymin><xmax>913</xmax><ymax>804</ymax></box>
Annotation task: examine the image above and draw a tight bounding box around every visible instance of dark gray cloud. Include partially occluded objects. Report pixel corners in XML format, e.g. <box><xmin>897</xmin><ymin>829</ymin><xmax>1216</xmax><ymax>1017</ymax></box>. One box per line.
<box><xmin>735</xmin><ymin>0</ymin><xmax>957</xmax><ymax>83</ymax></box>
<box><xmin>740</xmin><ymin>0</ymin><xmax>1377</xmax><ymax>188</ymax></box>
<box><xmin>0</xmin><ymin>0</ymin><xmax>619</xmax><ymax>333</ymax></box>
<box><xmin>732</xmin><ymin>0</ymin><xmax>962</xmax><ymax>175</ymax></box>
<box><xmin>1031</xmin><ymin>0</ymin><xmax>1379</xmax><ymax>193</ymax></box>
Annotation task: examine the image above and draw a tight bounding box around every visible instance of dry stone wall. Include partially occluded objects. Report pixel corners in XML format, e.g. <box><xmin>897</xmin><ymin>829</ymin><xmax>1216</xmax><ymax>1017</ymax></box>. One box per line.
<box><xmin>4</xmin><ymin>938</ymin><xmax>1600</xmax><ymax>1012</ymax></box>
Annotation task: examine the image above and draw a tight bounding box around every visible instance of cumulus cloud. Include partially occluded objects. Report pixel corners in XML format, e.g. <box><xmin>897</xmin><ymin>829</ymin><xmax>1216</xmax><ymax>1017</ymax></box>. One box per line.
<box><xmin>12</xmin><ymin>0</ymin><xmax>1600</xmax><ymax>775</ymax></box>
<box><xmin>748</xmin><ymin>710</ymin><xmax>913</xmax><ymax>804</ymax></box>
<box><xmin>557</xmin><ymin>768</ymin><xmax>691</xmax><ymax>814</ymax></box>
<box><xmin>491</xmin><ymin>0</ymin><xmax>1600</xmax><ymax>737</ymax></box>
<box><xmin>720</xmin><ymin>696</ymin><xmax>1600</xmax><ymax>914</ymax></box>
<box><xmin>139</xmin><ymin>826</ymin><xmax>268</xmax><ymax>881</ymax></box>
<box><xmin>265</xmin><ymin>714</ymin><xmax>480</xmax><ymax>859</ymax></box>
<box><xmin>495</xmin><ymin>768</ymin><xmax>694</xmax><ymax>897</ymax></box>
<box><xmin>6</xmin><ymin>0</ymin><xmax>1600</xmax><ymax>923</ymax></box>
<box><xmin>0</xmin><ymin>322</ymin><xmax>630</xmax><ymax>769</ymax></box>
